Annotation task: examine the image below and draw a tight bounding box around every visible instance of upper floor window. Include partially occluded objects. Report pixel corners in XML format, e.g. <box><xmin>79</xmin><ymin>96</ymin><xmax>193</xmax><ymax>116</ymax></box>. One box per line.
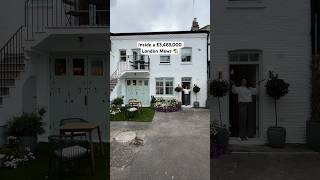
<box><xmin>156</xmin><ymin>78</ymin><xmax>174</xmax><ymax>95</ymax></box>
<box><xmin>160</xmin><ymin>55</ymin><xmax>170</xmax><ymax>64</ymax></box>
<box><xmin>229</xmin><ymin>50</ymin><xmax>261</xmax><ymax>62</ymax></box>
<box><xmin>181</xmin><ymin>47</ymin><xmax>192</xmax><ymax>63</ymax></box>
<box><xmin>119</xmin><ymin>50</ymin><xmax>126</xmax><ymax>61</ymax></box>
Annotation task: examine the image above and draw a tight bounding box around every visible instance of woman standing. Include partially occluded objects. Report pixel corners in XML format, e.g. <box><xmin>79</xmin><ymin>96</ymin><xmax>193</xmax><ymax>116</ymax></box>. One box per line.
<box><xmin>232</xmin><ymin>78</ymin><xmax>258</xmax><ymax>141</ymax></box>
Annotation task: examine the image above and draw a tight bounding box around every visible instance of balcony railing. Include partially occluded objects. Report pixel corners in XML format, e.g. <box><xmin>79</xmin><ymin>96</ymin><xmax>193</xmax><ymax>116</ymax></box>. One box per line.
<box><xmin>25</xmin><ymin>0</ymin><xmax>109</xmax><ymax>40</ymax></box>
<box><xmin>128</xmin><ymin>55</ymin><xmax>150</xmax><ymax>71</ymax></box>
<box><xmin>111</xmin><ymin>55</ymin><xmax>150</xmax><ymax>80</ymax></box>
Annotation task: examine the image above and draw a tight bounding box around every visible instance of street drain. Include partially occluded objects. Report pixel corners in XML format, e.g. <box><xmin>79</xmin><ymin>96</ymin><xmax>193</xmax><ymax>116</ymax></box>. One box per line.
<box><xmin>115</xmin><ymin>131</ymin><xmax>136</xmax><ymax>143</ymax></box>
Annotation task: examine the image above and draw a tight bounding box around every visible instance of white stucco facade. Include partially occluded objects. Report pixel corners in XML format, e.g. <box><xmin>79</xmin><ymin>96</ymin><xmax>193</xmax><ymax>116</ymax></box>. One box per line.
<box><xmin>110</xmin><ymin>32</ymin><xmax>209</xmax><ymax>107</ymax></box>
<box><xmin>212</xmin><ymin>0</ymin><xmax>311</xmax><ymax>143</ymax></box>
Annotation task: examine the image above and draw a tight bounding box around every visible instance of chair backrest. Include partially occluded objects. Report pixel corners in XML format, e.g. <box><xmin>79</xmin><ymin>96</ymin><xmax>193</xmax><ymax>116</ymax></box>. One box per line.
<box><xmin>60</xmin><ymin>118</ymin><xmax>88</xmax><ymax>126</ymax></box>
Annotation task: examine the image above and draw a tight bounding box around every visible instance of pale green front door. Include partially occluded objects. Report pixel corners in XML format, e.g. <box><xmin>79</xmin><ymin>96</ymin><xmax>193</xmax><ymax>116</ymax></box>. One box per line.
<box><xmin>126</xmin><ymin>79</ymin><xmax>149</xmax><ymax>106</ymax></box>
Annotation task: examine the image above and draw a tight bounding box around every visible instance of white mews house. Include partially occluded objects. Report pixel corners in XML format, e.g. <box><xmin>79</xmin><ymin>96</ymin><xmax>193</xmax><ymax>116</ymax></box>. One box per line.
<box><xmin>212</xmin><ymin>0</ymin><xmax>311</xmax><ymax>143</ymax></box>
<box><xmin>110</xmin><ymin>31</ymin><xmax>210</xmax><ymax>107</ymax></box>
<box><xmin>0</xmin><ymin>0</ymin><xmax>109</xmax><ymax>143</ymax></box>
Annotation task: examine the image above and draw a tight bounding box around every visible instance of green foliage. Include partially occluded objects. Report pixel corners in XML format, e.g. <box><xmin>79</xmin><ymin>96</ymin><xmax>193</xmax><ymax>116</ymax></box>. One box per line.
<box><xmin>175</xmin><ymin>86</ymin><xmax>182</xmax><ymax>92</ymax></box>
<box><xmin>193</xmin><ymin>84</ymin><xmax>200</xmax><ymax>94</ymax></box>
<box><xmin>266</xmin><ymin>72</ymin><xmax>290</xmax><ymax>100</ymax></box>
<box><xmin>112</xmin><ymin>97</ymin><xmax>124</xmax><ymax>106</ymax></box>
<box><xmin>210</xmin><ymin>79</ymin><xmax>229</xmax><ymax>98</ymax></box>
<box><xmin>7</xmin><ymin>109</ymin><xmax>46</xmax><ymax>137</ymax></box>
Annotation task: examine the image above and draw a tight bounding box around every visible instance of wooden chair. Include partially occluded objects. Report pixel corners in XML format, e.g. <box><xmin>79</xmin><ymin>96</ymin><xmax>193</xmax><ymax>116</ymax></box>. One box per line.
<box><xmin>47</xmin><ymin>135</ymin><xmax>93</xmax><ymax>179</ymax></box>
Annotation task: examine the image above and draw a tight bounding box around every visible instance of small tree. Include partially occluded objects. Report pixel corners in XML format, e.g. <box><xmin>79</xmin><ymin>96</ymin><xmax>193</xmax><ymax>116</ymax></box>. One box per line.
<box><xmin>265</xmin><ymin>71</ymin><xmax>290</xmax><ymax>126</ymax></box>
<box><xmin>210</xmin><ymin>79</ymin><xmax>229</xmax><ymax>126</ymax></box>
<box><xmin>193</xmin><ymin>84</ymin><xmax>201</xmax><ymax>101</ymax></box>
<box><xmin>112</xmin><ymin>97</ymin><xmax>124</xmax><ymax>107</ymax></box>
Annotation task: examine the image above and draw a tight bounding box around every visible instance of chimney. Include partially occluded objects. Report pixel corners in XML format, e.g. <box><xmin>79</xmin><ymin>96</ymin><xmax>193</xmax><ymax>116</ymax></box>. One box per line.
<box><xmin>191</xmin><ymin>18</ymin><xmax>199</xmax><ymax>31</ymax></box>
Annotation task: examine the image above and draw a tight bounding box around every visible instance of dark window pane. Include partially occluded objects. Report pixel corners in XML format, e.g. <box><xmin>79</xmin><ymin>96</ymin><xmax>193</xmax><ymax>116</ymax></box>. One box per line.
<box><xmin>239</xmin><ymin>54</ymin><xmax>249</xmax><ymax>61</ymax></box>
<box><xmin>91</xmin><ymin>60</ymin><xmax>103</xmax><ymax>76</ymax></box>
<box><xmin>73</xmin><ymin>58</ymin><xmax>85</xmax><ymax>76</ymax></box>
<box><xmin>55</xmin><ymin>59</ymin><xmax>66</xmax><ymax>76</ymax></box>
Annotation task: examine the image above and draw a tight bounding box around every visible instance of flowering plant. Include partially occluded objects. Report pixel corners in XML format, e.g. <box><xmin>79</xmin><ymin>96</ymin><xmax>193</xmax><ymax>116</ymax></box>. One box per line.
<box><xmin>153</xmin><ymin>98</ymin><xmax>180</xmax><ymax>112</ymax></box>
<box><xmin>0</xmin><ymin>146</ymin><xmax>35</xmax><ymax>168</ymax></box>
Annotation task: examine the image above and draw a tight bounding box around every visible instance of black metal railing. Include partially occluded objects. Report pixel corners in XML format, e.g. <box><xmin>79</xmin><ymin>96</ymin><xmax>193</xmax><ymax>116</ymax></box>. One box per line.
<box><xmin>128</xmin><ymin>55</ymin><xmax>150</xmax><ymax>70</ymax></box>
<box><xmin>25</xmin><ymin>0</ymin><xmax>109</xmax><ymax>40</ymax></box>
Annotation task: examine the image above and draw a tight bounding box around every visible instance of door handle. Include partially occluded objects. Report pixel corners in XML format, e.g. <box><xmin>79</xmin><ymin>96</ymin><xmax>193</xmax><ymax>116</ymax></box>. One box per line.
<box><xmin>85</xmin><ymin>95</ymin><xmax>87</xmax><ymax>105</ymax></box>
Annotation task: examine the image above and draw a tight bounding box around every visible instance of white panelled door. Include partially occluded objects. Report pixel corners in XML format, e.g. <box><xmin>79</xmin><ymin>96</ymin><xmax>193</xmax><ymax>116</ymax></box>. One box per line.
<box><xmin>50</xmin><ymin>55</ymin><xmax>107</xmax><ymax>139</ymax></box>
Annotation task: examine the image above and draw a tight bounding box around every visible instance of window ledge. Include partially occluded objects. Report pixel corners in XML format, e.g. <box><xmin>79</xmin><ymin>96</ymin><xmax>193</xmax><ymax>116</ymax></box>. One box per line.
<box><xmin>159</xmin><ymin>63</ymin><xmax>171</xmax><ymax>65</ymax></box>
<box><xmin>225</xmin><ymin>0</ymin><xmax>266</xmax><ymax>9</ymax></box>
<box><xmin>181</xmin><ymin>62</ymin><xmax>192</xmax><ymax>65</ymax></box>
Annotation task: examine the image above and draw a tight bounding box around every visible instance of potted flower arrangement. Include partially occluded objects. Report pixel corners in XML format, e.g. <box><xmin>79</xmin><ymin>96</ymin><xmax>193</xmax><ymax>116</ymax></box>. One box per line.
<box><xmin>265</xmin><ymin>71</ymin><xmax>290</xmax><ymax>148</ymax></box>
<box><xmin>7</xmin><ymin>108</ymin><xmax>46</xmax><ymax>152</ymax></box>
<box><xmin>307</xmin><ymin>55</ymin><xmax>320</xmax><ymax>151</ymax></box>
<box><xmin>153</xmin><ymin>97</ymin><xmax>180</xmax><ymax>112</ymax></box>
<box><xmin>210</xmin><ymin>79</ymin><xmax>230</xmax><ymax>155</ymax></box>
<box><xmin>193</xmin><ymin>84</ymin><xmax>201</xmax><ymax>108</ymax></box>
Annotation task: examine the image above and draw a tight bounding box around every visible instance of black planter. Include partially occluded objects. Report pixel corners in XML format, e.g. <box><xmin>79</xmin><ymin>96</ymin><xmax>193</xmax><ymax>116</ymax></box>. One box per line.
<box><xmin>306</xmin><ymin>120</ymin><xmax>320</xmax><ymax>151</ymax></box>
<box><xmin>193</xmin><ymin>101</ymin><xmax>200</xmax><ymax>108</ymax></box>
<box><xmin>267</xmin><ymin>126</ymin><xmax>286</xmax><ymax>148</ymax></box>
<box><xmin>215</xmin><ymin>127</ymin><xmax>229</xmax><ymax>152</ymax></box>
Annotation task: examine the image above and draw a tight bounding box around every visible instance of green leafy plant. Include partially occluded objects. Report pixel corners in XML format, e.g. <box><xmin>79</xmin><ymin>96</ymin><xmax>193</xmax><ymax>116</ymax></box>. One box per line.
<box><xmin>7</xmin><ymin>108</ymin><xmax>46</xmax><ymax>137</ymax></box>
<box><xmin>112</xmin><ymin>97</ymin><xmax>124</xmax><ymax>107</ymax></box>
<box><xmin>210</xmin><ymin>79</ymin><xmax>229</xmax><ymax>125</ymax></box>
<box><xmin>193</xmin><ymin>84</ymin><xmax>201</xmax><ymax>101</ymax></box>
<box><xmin>175</xmin><ymin>86</ymin><xmax>182</xmax><ymax>92</ymax></box>
<box><xmin>265</xmin><ymin>71</ymin><xmax>290</xmax><ymax>126</ymax></box>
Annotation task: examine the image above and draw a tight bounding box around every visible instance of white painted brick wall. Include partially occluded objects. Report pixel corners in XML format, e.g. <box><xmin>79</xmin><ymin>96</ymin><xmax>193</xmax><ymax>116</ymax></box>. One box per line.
<box><xmin>212</xmin><ymin>0</ymin><xmax>311</xmax><ymax>143</ymax></box>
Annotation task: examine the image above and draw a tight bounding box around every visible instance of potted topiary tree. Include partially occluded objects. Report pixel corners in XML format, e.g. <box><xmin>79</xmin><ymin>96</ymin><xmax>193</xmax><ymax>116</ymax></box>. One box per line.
<box><xmin>193</xmin><ymin>84</ymin><xmax>201</xmax><ymax>108</ymax></box>
<box><xmin>7</xmin><ymin>108</ymin><xmax>46</xmax><ymax>152</ymax></box>
<box><xmin>175</xmin><ymin>84</ymin><xmax>183</xmax><ymax>105</ymax></box>
<box><xmin>307</xmin><ymin>55</ymin><xmax>320</xmax><ymax>151</ymax></box>
<box><xmin>210</xmin><ymin>79</ymin><xmax>229</xmax><ymax>153</ymax></box>
<box><xmin>265</xmin><ymin>71</ymin><xmax>290</xmax><ymax>148</ymax></box>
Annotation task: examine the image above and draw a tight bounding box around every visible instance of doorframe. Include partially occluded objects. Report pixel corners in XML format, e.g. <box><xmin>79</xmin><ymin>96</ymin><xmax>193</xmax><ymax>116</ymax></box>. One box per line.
<box><xmin>228</xmin><ymin>61</ymin><xmax>263</xmax><ymax>139</ymax></box>
<box><xmin>181</xmin><ymin>77</ymin><xmax>192</xmax><ymax>107</ymax></box>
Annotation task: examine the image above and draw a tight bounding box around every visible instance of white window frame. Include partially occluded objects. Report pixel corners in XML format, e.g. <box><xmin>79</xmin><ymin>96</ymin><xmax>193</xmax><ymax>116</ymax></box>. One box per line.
<box><xmin>119</xmin><ymin>49</ymin><xmax>127</xmax><ymax>62</ymax></box>
<box><xmin>160</xmin><ymin>55</ymin><xmax>171</xmax><ymax>64</ymax></box>
<box><xmin>155</xmin><ymin>78</ymin><xmax>174</xmax><ymax>95</ymax></box>
<box><xmin>181</xmin><ymin>47</ymin><xmax>192</xmax><ymax>64</ymax></box>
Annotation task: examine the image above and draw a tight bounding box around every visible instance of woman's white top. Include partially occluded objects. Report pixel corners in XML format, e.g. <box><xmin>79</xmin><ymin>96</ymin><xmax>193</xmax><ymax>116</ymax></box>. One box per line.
<box><xmin>232</xmin><ymin>85</ymin><xmax>257</xmax><ymax>102</ymax></box>
<box><xmin>183</xmin><ymin>88</ymin><xmax>191</xmax><ymax>94</ymax></box>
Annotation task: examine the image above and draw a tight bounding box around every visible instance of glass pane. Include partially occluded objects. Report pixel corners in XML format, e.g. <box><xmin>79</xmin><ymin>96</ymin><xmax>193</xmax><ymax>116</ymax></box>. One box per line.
<box><xmin>91</xmin><ymin>60</ymin><xmax>103</xmax><ymax>76</ymax></box>
<box><xmin>239</xmin><ymin>54</ymin><xmax>249</xmax><ymax>61</ymax></box>
<box><xmin>156</xmin><ymin>87</ymin><xmax>164</xmax><ymax>94</ymax></box>
<box><xmin>181</xmin><ymin>77</ymin><xmax>192</xmax><ymax>82</ymax></box>
<box><xmin>127</xmin><ymin>80</ymin><xmax>131</xmax><ymax>85</ymax></box>
<box><xmin>229</xmin><ymin>53</ymin><xmax>238</xmax><ymax>62</ymax></box>
<box><xmin>144</xmin><ymin>80</ymin><xmax>148</xmax><ymax>86</ymax></box>
<box><xmin>55</xmin><ymin>59</ymin><xmax>66</xmax><ymax>76</ymax></box>
<box><xmin>249</xmin><ymin>53</ymin><xmax>259</xmax><ymax>61</ymax></box>
<box><xmin>73</xmin><ymin>58</ymin><xmax>85</xmax><ymax>76</ymax></box>
<box><xmin>120</xmin><ymin>50</ymin><xmax>126</xmax><ymax>56</ymax></box>
<box><xmin>132</xmin><ymin>80</ymin><xmax>136</xmax><ymax>85</ymax></box>
<box><xmin>138</xmin><ymin>80</ymin><xmax>143</xmax><ymax>86</ymax></box>
<box><xmin>160</xmin><ymin>56</ymin><xmax>170</xmax><ymax>63</ymax></box>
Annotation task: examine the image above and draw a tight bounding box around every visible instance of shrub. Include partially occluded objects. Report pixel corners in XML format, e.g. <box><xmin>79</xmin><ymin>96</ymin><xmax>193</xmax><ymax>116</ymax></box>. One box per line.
<box><xmin>265</xmin><ymin>71</ymin><xmax>290</xmax><ymax>126</ymax></box>
<box><xmin>210</xmin><ymin>79</ymin><xmax>229</xmax><ymax>125</ymax></box>
<box><xmin>175</xmin><ymin>86</ymin><xmax>182</xmax><ymax>92</ymax></box>
<box><xmin>7</xmin><ymin>109</ymin><xmax>46</xmax><ymax>137</ymax></box>
<box><xmin>112</xmin><ymin>97</ymin><xmax>124</xmax><ymax>107</ymax></box>
<box><xmin>193</xmin><ymin>84</ymin><xmax>201</xmax><ymax>101</ymax></box>
<box><xmin>153</xmin><ymin>97</ymin><xmax>180</xmax><ymax>112</ymax></box>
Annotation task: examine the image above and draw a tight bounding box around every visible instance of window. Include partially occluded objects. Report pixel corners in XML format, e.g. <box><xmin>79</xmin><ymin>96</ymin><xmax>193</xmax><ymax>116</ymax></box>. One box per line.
<box><xmin>91</xmin><ymin>59</ymin><xmax>103</xmax><ymax>76</ymax></box>
<box><xmin>55</xmin><ymin>59</ymin><xmax>66</xmax><ymax>76</ymax></box>
<box><xmin>181</xmin><ymin>48</ymin><xmax>192</xmax><ymax>63</ymax></box>
<box><xmin>156</xmin><ymin>78</ymin><xmax>174</xmax><ymax>95</ymax></box>
<box><xmin>229</xmin><ymin>50</ymin><xmax>261</xmax><ymax>62</ymax></box>
<box><xmin>73</xmin><ymin>58</ymin><xmax>85</xmax><ymax>76</ymax></box>
<box><xmin>119</xmin><ymin>50</ymin><xmax>126</xmax><ymax>61</ymax></box>
<box><xmin>160</xmin><ymin>55</ymin><xmax>170</xmax><ymax>64</ymax></box>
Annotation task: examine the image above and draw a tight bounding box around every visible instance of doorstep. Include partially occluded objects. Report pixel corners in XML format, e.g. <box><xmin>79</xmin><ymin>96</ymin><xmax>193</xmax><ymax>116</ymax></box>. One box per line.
<box><xmin>229</xmin><ymin>143</ymin><xmax>319</xmax><ymax>154</ymax></box>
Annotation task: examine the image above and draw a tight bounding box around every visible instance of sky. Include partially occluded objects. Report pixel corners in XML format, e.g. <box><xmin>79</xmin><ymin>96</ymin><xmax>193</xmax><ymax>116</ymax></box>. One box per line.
<box><xmin>110</xmin><ymin>0</ymin><xmax>210</xmax><ymax>33</ymax></box>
